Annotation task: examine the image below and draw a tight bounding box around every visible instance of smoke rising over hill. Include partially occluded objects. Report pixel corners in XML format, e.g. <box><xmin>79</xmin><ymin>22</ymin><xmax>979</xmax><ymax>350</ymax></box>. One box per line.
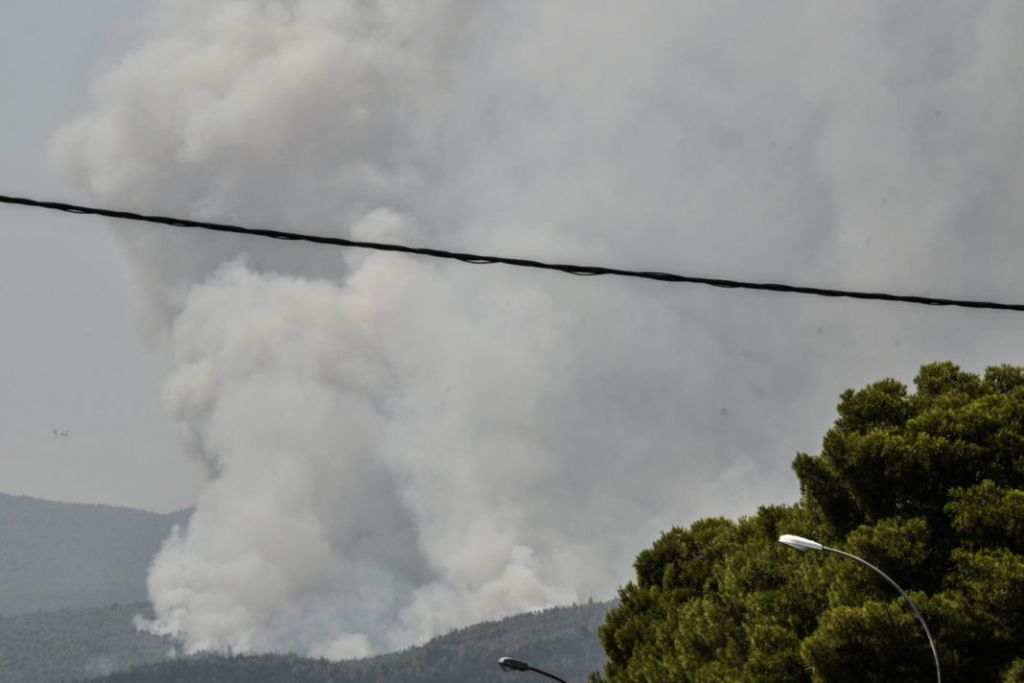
<box><xmin>53</xmin><ymin>0</ymin><xmax>1024</xmax><ymax>658</ymax></box>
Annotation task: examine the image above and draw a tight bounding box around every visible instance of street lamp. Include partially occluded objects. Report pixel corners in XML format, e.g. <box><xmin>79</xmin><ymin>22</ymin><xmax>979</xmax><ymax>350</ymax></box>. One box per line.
<box><xmin>498</xmin><ymin>656</ymin><xmax>569</xmax><ymax>683</ymax></box>
<box><xmin>778</xmin><ymin>534</ymin><xmax>941</xmax><ymax>683</ymax></box>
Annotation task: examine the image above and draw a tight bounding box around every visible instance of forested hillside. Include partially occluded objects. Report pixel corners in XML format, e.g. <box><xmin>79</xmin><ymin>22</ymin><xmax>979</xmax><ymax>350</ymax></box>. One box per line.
<box><xmin>0</xmin><ymin>603</ymin><xmax>173</xmax><ymax>683</ymax></box>
<box><xmin>0</xmin><ymin>490</ymin><xmax>610</xmax><ymax>683</ymax></box>
<box><xmin>80</xmin><ymin>600</ymin><xmax>612</xmax><ymax>683</ymax></box>
<box><xmin>0</xmin><ymin>493</ymin><xmax>190</xmax><ymax>615</ymax></box>
<box><xmin>0</xmin><ymin>590</ymin><xmax>610</xmax><ymax>683</ymax></box>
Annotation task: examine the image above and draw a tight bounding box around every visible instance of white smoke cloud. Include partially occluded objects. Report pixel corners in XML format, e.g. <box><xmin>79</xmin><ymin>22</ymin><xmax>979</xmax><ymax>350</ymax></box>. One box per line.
<box><xmin>53</xmin><ymin>0</ymin><xmax>1024</xmax><ymax>657</ymax></box>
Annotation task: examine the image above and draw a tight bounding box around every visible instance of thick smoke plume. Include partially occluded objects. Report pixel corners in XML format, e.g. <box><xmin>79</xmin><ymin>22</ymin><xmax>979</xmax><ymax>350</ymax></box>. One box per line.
<box><xmin>53</xmin><ymin>0</ymin><xmax>1024</xmax><ymax>657</ymax></box>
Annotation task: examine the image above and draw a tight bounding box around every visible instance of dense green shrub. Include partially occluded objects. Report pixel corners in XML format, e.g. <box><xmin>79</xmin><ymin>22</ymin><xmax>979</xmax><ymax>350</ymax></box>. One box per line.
<box><xmin>599</xmin><ymin>363</ymin><xmax>1024</xmax><ymax>682</ymax></box>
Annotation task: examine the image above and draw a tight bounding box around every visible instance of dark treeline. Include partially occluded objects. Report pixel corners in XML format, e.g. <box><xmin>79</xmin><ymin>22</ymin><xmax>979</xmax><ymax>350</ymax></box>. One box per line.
<box><xmin>78</xmin><ymin>600</ymin><xmax>611</xmax><ymax>683</ymax></box>
<box><xmin>0</xmin><ymin>603</ymin><xmax>171</xmax><ymax>683</ymax></box>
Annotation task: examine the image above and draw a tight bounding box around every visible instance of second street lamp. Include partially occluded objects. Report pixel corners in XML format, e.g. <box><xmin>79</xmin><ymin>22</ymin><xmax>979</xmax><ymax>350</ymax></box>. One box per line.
<box><xmin>498</xmin><ymin>656</ymin><xmax>569</xmax><ymax>683</ymax></box>
<box><xmin>778</xmin><ymin>534</ymin><xmax>941</xmax><ymax>683</ymax></box>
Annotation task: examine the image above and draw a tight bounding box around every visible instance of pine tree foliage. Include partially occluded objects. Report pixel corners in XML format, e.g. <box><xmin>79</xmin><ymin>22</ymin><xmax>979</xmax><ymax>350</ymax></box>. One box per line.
<box><xmin>597</xmin><ymin>362</ymin><xmax>1024</xmax><ymax>682</ymax></box>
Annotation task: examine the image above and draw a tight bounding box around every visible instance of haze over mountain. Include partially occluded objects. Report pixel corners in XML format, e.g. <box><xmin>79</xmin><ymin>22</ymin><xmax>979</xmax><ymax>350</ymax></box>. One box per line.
<box><xmin>80</xmin><ymin>601</ymin><xmax>611</xmax><ymax>683</ymax></box>
<box><xmin>0</xmin><ymin>492</ymin><xmax>609</xmax><ymax>683</ymax></box>
<box><xmin>0</xmin><ymin>603</ymin><xmax>172</xmax><ymax>683</ymax></box>
<box><xmin>0</xmin><ymin>595</ymin><xmax>609</xmax><ymax>683</ymax></box>
<box><xmin>0</xmin><ymin>492</ymin><xmax>189</xmax><ymax>615</ymax></box>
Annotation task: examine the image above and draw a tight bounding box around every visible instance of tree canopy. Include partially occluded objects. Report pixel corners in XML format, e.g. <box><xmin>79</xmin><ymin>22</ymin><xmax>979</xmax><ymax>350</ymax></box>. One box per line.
<box><xmin>597</xmin><ymin>362</ymin><xmax>1024</xmax><ymax>682</ymax></box>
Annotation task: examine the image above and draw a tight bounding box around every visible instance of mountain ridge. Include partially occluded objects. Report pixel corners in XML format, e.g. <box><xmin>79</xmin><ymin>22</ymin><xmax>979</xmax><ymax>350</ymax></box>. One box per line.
<box><xmin>76</xmin><ymin>600</ymin><xmax>613</xmax><ymax>683</ymax></box>
<box><xmin>0</xmin><ymin>492</ymin><xmax>612</xmax><ymax>682</ymax></box>
<box><xmin>0</xmin><ymin>490</ymin><xmax>190</xmax><ymax>615</ymax></box>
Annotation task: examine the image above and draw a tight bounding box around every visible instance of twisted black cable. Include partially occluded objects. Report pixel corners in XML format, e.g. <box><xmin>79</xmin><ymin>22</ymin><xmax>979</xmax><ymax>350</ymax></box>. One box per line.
<box><xmin>2</xmin><ymin>193</ymin><xmax>1022</xmax><ymax>312</ymax></box>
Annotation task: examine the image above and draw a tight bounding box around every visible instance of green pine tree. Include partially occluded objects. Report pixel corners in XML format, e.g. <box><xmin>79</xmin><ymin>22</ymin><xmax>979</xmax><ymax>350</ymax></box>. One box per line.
<box><xmin>598</xmin><ymin>362</ymin><xmax>1024</xmax><ymax>682</ymax></box>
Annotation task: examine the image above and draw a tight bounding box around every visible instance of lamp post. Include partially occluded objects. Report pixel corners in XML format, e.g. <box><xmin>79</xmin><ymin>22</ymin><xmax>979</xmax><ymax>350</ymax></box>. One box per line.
<box><xmin>498</xmin><ymin>656</ymin><xmax>569</xmax><ymax>683</ymax></box>
<box><xmin>778</xmin><ymin>534</ymin><xmax>941</xmax><ymax>683</ymax></box>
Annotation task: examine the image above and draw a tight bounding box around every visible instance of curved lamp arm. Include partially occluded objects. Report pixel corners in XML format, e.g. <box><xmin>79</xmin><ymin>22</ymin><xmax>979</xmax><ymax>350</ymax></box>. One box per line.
<box><xmin>779</xmin><ymin>534</ymin><xmax>941</xmax><ymax>683</ymax></box>
<box><xmin>498</xmin><ymin>657</ymin><xmax>568</xmax><ymax>683</ymax></box>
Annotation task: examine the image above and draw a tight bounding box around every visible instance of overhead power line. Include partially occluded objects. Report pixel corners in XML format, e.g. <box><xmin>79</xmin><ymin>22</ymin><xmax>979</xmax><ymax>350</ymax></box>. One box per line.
<box><xmin>2</xmin><ymin>192</ymin><xmax>1022</xmax><ymax>312</ymax></box>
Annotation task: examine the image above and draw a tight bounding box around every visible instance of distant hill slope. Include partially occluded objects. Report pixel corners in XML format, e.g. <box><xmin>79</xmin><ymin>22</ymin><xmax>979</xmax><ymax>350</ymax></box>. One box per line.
<box><xmin>81</xmin><ymin>600</ymin><xmax>613</xmax><ymax>683</ymax></box>
<box><xmin>0</xmin><ymin>492</ymin><xmax>612</xmax><ymax>683</ymax></box>
<box><xmin>0</xmin><ymin>492</ymin><xmax>190</xmax><ymax>615</ymax></box>
<box><xmin>0</xmin><ymin>602</ymin><xmax>173</xmax><ymax>683</ymax></box>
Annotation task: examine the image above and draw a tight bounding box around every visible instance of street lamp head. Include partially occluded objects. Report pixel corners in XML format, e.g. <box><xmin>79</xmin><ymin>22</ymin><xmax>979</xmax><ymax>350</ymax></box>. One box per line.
<box><xmin>778</xmin><ymin>534</ymin><xmax>824</xmax><ymax>552</ymax></box>
<box><xmin>499</xmin><ymin>657</ymin><xmax>531</xmax><ymax>672</ymax></box>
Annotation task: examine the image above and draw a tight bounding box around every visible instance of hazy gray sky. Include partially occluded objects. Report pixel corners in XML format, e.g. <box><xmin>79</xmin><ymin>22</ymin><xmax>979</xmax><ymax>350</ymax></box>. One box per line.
<box><xmin>0</xmin><ymin>0</ymin><xmax>200</xmax><ymax>512</ymax></box>
<box><xmin>3</xmin><ymin>0</ymin><xmax>1024</xmax><ymax>660</ymax></box>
